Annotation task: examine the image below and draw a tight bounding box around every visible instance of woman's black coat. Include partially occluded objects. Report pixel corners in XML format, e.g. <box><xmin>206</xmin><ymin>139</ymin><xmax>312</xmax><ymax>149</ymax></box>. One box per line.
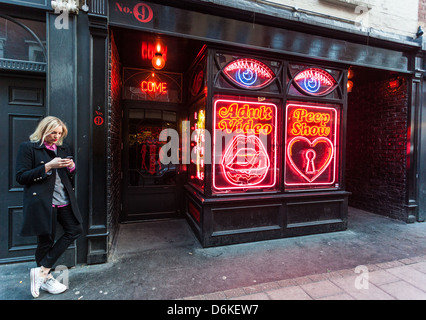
<box><xmin>15</xmin><ymin>141</ymin><xmax>83</xmax><ymax>236</ymax></box>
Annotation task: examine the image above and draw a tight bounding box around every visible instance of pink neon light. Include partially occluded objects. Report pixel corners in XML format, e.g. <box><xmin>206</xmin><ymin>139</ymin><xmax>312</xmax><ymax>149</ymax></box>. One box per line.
<box><xmin>221</xmin><ymin>135</ymin><xmax>271</xmax><ymax>186</ymax></box>
<box><xmin>305</xmin><ymin>149</ymin><xmax>316</xmax><ymax>174</ymax></box>
<box><xmin>286</xmin><ymin>136</ymin><xmax>334</xmax><ymax>183</ymax></box>
<box><xmin>285</xmin><ymin>104</ymin><xmax>338</xmax><ymax>186</ymax></box>
<box><xmin>213</xmin><ymin>99</ymin><xmax>277</xmax><ymax>190</ymax></box>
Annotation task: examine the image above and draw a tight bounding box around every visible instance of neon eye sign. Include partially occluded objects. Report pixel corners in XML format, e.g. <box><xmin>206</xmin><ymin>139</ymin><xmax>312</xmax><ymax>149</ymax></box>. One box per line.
<box><xmin>293</xmin><ymin>68</ymin><xmax>337</xmax><ymax>96</ymax></box>
<box><xmin>213</xmin><ymin>99</ymin><xmax>277</xmax><ymax>191</ymax></box>
<box><xmin>285</xmin><ymin>104</ymin><xmax>339</xmax><ymax>187</ymax></box>
<box><xmin>223</xmin><ymin>59</ymin><xmax>275</xmax><ymax>89</ymax></box>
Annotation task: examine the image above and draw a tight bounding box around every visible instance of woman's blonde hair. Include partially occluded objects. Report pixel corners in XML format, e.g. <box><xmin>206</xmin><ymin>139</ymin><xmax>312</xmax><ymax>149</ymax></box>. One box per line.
<box><xmin>30</xmin><ymin>116</ymin><xmax>68</xmax><ymax>146</ymax></box>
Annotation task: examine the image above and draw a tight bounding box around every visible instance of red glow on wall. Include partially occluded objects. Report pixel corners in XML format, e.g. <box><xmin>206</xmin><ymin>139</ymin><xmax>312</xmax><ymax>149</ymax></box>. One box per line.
<box><xmin>213</xmin><ymin>98</ymin><xmax>277</xmax><ymax>191</ymax></box>
<box><xmin>141</xmin><ymin>41</ymin><xmax>168</xmax><ymax>62</ymax></box>
<box><xmin>188</xmin><ymin>202</ymin><xmax>200</xmax><ymax>223</ymax></box>
<box><xmin>285</xmin><ymin>103</ymin><xmax>339</xmax><ymax>187</ymax></box>
<box><xmin>389</xmin><ymin>79</ymin><xmax>401</xmax><ymax>89</ymax></box>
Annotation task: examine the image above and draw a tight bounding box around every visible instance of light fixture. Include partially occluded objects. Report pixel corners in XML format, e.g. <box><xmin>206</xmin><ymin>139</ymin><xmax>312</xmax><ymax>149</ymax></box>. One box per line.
<box><xmin>152</xmin><ymin>43</ymin><xmax>165</xmax><ymax>70</ymax></box>
<box><xmin>152</xmin><ymin>53</ymin><xmax>165</xmax><ymax>70</ymax></box>
<box><xmin>347</xmin><ymin>80</ymin><xmax>353</xmax><ymax>93</ymax></box>
<box><xmin>389</xmin><ymin>78</ymin><xmax>401</xmax><ymax>90</ymax></box>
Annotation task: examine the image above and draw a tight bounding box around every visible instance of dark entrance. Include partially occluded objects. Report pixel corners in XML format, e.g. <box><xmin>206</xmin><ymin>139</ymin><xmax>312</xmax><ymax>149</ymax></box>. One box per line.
<box><xmin>121</xmin><ymin>101</ymin><xmax>180</xmax><ymax>222</ymax></box>
<box><xmin>111</xmin><ymin>27</ymin><xmax>204</xmax><ymax>223</ymax></box>
<box><xmin>0</xmin><ymin>75</ymin><xmax>45</xmax><ymax>263</ymax></box>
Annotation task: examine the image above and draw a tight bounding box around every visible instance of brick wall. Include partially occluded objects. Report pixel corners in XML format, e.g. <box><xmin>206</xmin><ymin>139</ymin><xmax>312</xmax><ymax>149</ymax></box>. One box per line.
<box><xmin>107</xmin><ymin>31</ymin><xmax>122</xmax><ymax>249</ymax></box>
<box><xmin>346</xmin><ymin>70</ymin><xmax>409</xmax><ymax>221</ymax></box>
<box><xmin>419</xmin><ymin>0</ymin><xmax>426</xmax><ymax>28</ymax></box>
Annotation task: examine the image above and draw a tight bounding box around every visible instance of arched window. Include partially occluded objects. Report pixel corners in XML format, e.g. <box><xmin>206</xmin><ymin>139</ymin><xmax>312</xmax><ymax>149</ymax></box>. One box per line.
<box><xmin>0</xmin><ymin>15</ymin><xmax>46</xmax><ymax>72</ymax></box>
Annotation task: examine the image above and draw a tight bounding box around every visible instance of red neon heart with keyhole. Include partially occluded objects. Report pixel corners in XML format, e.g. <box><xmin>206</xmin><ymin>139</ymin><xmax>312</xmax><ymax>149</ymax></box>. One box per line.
<box><xmin>287</xmin><ymin>136</ymin><xmax>334</xmax><ymax>183</ymax></box>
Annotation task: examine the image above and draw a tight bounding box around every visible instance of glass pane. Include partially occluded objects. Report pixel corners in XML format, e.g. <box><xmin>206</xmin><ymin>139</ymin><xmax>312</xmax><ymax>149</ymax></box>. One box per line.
<box><xmin>128</xmin><ymin>109</ymin><xmax>177</xmax><ymax>186</ymax></box>
<box><xmin>0</xmin><ymin>18</ymin><xmax>46</xmax><ymax>62</ymax></box>
<box><xmin>145</xmin><ymin>109</ymin><xmax>162</xmax><ymax>119</ymax></box>
<box><xmin>163</xmin><ymin>111</ymin><xmax>176</xmax><ymax>122</ymax></box>
<box><xmin>284</xmin><ymin>101</ymin><xmax>341</xmax><ymax>190</ymax></box>
<box><xmin>212</xmin><ymin>95</ymin><xmax>280</xmax><ymax>194</ymax></box>
<box><xmin>129</xmin><ymin>109</ymin><xmax>144</xmax><ymax>119</ymax></box>
<box><xmin>188</xmin><ymin>97</ymin><xmax>206</xmax><ymax>191</ymax></box>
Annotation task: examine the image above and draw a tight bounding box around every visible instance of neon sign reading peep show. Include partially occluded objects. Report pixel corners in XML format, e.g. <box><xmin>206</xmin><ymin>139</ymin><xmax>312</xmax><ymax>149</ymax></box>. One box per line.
<box><xmin>213</xmin><ymin>99</ymin><xmax>277</xmax><ymax>191</ymax></box>
<box><xmin>285</xmin><ymin>104</ymin><xmax>339</xmax><ymax>187</ymax></box>
<box><xmin>223</xmin><ymin>59</ymin><xmax>275</xmax><ymax>90</ymax></box>
<box><xmin>293</xmin><ymin>68</ymin><xmax>337</xmax><ymax>96</ymax></box>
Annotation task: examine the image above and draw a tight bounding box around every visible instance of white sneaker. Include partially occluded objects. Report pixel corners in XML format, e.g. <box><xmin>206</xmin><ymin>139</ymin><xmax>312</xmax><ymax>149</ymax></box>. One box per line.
<box><xmin>30</xmin><ymin>267</ymin><xmax>46</xmax><ymax>298</ymax></box>
<box><xmin>41</xmin><ymin>276</ymin><xmax>67</xmax><ymax>295</ymax></box>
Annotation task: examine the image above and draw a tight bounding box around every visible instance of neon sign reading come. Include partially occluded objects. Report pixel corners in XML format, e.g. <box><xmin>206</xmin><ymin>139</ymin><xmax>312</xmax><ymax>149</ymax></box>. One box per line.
<box><xmin>285</xmin><ymin>104</ymin><xmax>339</xmax><ymax>188</ymax></box>
<box><xmin>213</xmin><ymin>99</ymin><xmax>277</xmax><ymax>191</ymax></box>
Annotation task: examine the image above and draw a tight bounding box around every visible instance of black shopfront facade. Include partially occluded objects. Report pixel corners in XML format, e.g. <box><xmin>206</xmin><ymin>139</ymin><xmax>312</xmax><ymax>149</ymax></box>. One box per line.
<box><xmin>0</xmin><ymin>0</ymin><xmax>425</xmax><ymax>266</ymax></box>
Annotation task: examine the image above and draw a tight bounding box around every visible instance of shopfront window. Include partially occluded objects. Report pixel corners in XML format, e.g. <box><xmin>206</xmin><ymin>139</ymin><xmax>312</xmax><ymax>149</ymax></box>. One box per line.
<box><xmin>210</xmin><ymin>52</ymin><xmax>282</xmax><ymax>194</ymax></box>
<box><xmin>189</xmin><ymin>98</ymin><xmax>206</xmax><ymax>190</ymax></box>
<box><xmin>188</xmin><ymin>52</ymin><xmax>207</xmax><ymax>192</ymax></box>
<box><xmin>212</xmin><ymin>95</ymin><xmax>279</xmax><ymax>193</ymax></box>
<box><xmin>284</xmin><ymin>102</ymin><xmax>341</xmax><ymax>190</ymax></box>
<box><xmin>284</xmin><ymin>64</ymin><xmax>343</xmax><ymax>190</ymax></box>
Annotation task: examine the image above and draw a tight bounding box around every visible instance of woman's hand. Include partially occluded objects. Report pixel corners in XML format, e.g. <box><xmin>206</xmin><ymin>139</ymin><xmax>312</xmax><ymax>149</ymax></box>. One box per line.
<box><xmin>45</xmin><ymin>157</ymin><xmax>75</xmax><ymax>172</ymax></box>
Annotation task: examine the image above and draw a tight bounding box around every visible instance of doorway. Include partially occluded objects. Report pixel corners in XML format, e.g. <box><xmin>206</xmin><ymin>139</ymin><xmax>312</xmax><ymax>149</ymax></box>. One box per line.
<box><xmin>121</xmin><ymin>101</ymin><xmax>182</xmax><ymax>222</ymax></box>
<box><xmin>0</xmin><ymin>75</ymin><xmax>46</xmax><ymax>263</ymax></box>
<box><xmin>111</xmin><ymin>27</ymin><xmax>204</xmax><ymax>224</ymax></box>
<box><xmin>345</xmin><ymin>67</ymin><xmax>411</xmax><ymax>222</ymax></box>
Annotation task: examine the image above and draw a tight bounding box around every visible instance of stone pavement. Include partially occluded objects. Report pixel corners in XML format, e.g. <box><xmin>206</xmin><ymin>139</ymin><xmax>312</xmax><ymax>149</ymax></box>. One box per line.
<box><xmin>1</xmin><ymin>207</ymin><xmax>425</xmax><ymax>300</ymax></box>
<box><xmin>182</xmin><ymin>256</ymin><xmax>426</xmax><ymax>300</ymax></box>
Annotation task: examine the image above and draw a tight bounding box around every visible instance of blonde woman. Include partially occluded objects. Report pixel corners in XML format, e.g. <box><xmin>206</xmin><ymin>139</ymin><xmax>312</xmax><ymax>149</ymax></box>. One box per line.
<box><xmin>16</xmin><ymin>116</ymin><xmax>83</xmax><ymax>298</ymax></box>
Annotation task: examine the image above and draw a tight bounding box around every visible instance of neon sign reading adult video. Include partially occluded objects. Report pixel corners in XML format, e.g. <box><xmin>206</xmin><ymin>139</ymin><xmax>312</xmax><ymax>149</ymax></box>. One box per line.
<box><xmin>213</xmin><ymin>99</ymin><xmax>277</xmax><ymax>191</ymax></box>
<box><xmin>285</xmin><ymin>103</ymin><xmax>339</xmax><ymax>187</ymax></box>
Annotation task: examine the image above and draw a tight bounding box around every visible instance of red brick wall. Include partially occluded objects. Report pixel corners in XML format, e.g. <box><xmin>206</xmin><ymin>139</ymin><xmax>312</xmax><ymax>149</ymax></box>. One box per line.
<box><xmin>107</xmin><ymin>31</ymin><xmax>122</xmax><ymax>245</ymax></box>
<box><xmin>346</xmin><ymin>71</ymin><xmax>409</xmax><ymax>221</ymax></box>
<box><xmin>419</xmin><ymin>0</ymin><xmax>426</xmax><ymax>23</ymax></box>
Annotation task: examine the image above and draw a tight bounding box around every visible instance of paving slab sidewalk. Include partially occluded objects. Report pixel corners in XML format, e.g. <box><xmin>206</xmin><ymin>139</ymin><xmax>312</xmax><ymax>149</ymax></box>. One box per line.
<box><xmin>1</xmin><ymin>207</ymin><xmax>425</xmax><ymax>300</ymax></box>
<box><xmin>183</xmin><ymin>256</ymin><xmax>426</xmax><ymax>300</ymax></box>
